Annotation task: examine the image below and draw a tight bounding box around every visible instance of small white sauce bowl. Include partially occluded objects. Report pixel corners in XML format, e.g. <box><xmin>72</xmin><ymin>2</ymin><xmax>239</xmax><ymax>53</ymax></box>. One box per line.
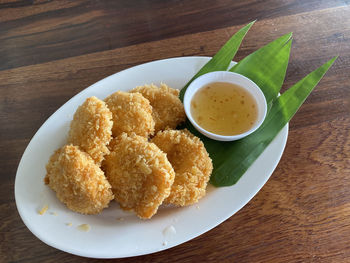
<box><xmin>184</xmin><ymin>71</ymin><xmax>267</xmax><ymax>141</ymax></box>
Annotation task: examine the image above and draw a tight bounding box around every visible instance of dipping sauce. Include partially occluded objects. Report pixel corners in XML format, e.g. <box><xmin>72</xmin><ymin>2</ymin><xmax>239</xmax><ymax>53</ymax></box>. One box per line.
<box><xmin>190</xmin><ymin>82</ymin><xmax>258</xmax><ymax>136</ymax></box>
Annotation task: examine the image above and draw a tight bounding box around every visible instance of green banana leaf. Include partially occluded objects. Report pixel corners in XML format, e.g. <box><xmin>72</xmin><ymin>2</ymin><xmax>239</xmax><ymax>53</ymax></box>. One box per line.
<box><xmin>210</xmin><ymin>56</ymin><xmax>337</xmax><ymax>186</ymax></box>
<box><xmin>179</xmin><ymin>21</ymin><xmax>255</xmax><ymax>101</ymax></box>
<box><xmin>179</xmin><ymin>22</ymin><xmax>336</xmax><ymax>187</ymax></box>
<box><xmin>229</xmin><ymin>34</ymin><xmax>292</xmax><ymax>104</ymax></box>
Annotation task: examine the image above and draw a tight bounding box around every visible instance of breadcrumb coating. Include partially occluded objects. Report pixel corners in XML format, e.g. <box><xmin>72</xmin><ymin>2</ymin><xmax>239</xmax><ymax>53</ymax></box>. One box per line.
<box><xmin>103</xmin><ymin>133</ymin><xmax>175</xmax><ymax>219</ymax></box>
<box><xmin>68</xmin><ymin>96</ymin><xmax>113</xmax><ymax>165</ymax></box>
<box><xmin>131</xmin><ymin>83</ymin><xmax>185</xmax><ymax>132</ymax></box>
<box><xmin>104</xmin><ymin>91</ymin><xmax>154</xmax><ymax>137</ymax></box>
<box><xmin>45</xmin><ymin>145</ymin><xmax>114</xmax><ymax>214</ymax></box>
<box><xmin>151</xmin><ymin>129</ymin><xmax>213</xmax><ymax>206</ymax></box>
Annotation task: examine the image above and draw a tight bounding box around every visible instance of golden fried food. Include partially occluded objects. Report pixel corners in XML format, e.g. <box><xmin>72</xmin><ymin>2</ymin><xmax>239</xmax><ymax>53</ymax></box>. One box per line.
<box><xmin>68</xmin><ymin>96</ymin><xmax>113</xmax><ymax>165</ymax></box>
<box><xmin>151</xmin><ymin>129</ymin><xmax>213</xmax><ymax>206</ymax></box>
<box><xmin>104</xmin><ymin>91</ymin><xmax>154</xmax><ymax>137</ymax></box>
<box><xmin>45</xmin><ymin>145</ymin><xmax>114</xmax><ymax>214</ymax></box>
<box><xmin>131</xmin><ymin>83</ymin><xmax>185</xmax><ymax>132</ymax></box>
<box><xmin>103</xmin><ymin>133</ymin><xmax>175</xmax><ymax>219</ymax></box>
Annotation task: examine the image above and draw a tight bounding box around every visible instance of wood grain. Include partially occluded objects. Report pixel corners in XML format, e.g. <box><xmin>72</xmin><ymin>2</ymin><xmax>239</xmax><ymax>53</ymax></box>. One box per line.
<box><xmin>0</xmin><ymin>1</ymin><xmax>349</xmax><ymax>262</ymax></box>
<box><xmin>0</xmin><ymin>0</ymin><xmax>347</xmax><ymax>70</ymax></box>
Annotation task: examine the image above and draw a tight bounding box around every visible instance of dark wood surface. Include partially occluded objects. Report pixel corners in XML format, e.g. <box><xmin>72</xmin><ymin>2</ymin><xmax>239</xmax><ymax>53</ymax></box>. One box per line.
<box><xmin>1</xmin><ymin>1</ymin><xmax>349</xmax><ymax>262</ymax></box>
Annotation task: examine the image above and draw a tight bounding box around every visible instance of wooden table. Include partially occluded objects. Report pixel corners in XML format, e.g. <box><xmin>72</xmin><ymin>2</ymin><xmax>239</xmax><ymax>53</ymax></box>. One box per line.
<box><xmin>1</xmin><ymin>1</ymin><xmax>349</xmax><ymax>262</ymax></box>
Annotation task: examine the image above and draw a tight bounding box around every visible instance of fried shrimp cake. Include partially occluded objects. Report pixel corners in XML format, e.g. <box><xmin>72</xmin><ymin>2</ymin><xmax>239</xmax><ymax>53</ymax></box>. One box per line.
<box><xmin>151</xmin><ymin>129</ymin><xmax>213</xmax><ymax>206</ymax></box>
<box><xmin>45</xmin><ymin>145</ymin><xmax>114</xmax><ymax>214</ymax></box>
<box><xmin>103</xmin><ymin>133</ymin><xmax>175</xmax><ymax>219</ymax></box>
<box><xmin>131</xmin><ymin>83</ymin><xmax>185</xmax><ymax>132</ymax></box>
<box><xmin>104</xmin><ymin>91</ymin><xmax>154</xmax><ymax>137</ymax></box>
<box><xmin>68</xmin><ymin>96</ymin><xmax>113</xmax><ymax>165</ymax></box>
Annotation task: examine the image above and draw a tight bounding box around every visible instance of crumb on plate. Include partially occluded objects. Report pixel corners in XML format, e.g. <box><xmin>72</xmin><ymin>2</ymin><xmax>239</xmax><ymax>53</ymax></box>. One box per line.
<box><xmin>38</xmin><ymin>204</ymin><xmax>48</xmax><ymax>215</ymax></box>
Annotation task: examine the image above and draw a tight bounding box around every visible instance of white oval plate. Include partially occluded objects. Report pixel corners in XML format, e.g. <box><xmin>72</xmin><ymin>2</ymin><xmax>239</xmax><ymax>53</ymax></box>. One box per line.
<box><xmin>15</xmin><ymin>56</ymin><xmax>288</xmax><ymax>259</ymax></box>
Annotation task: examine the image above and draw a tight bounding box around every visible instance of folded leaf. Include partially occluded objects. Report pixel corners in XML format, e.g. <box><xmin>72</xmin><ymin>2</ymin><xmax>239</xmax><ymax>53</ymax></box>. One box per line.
<box><xmin>179</xmin><ymin>21</ymin><xmax>255</xmax><ymax>101</ymax></box>
<box><xmin>230</xmin><ymin>33</ymin><xmax>292</xmax><ymax>104</ymax></box>
<box><xmin>210</xmin><ymin>56</ymin><xmax>337</xmax><ymax>186</ymax></box>
<box><xmin>179</xmin><ymin>22</ymin><xmax>336</xmax><ymax>187</ymax></box>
